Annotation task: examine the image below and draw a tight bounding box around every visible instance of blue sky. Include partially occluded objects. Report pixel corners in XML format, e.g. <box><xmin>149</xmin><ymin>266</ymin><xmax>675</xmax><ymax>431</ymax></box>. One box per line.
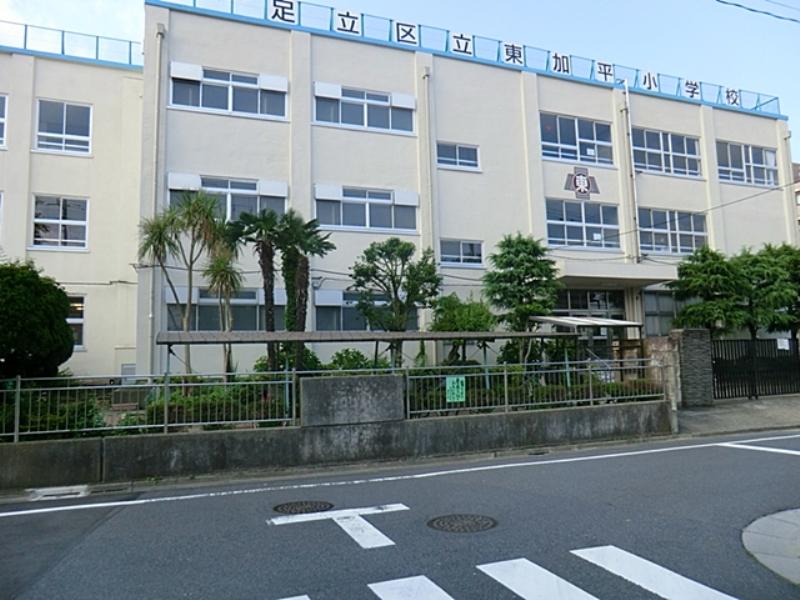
<box><xmin>1</xmin><ymin>0</ymin><xmax>797</xmax><ymax>156</ymax></box>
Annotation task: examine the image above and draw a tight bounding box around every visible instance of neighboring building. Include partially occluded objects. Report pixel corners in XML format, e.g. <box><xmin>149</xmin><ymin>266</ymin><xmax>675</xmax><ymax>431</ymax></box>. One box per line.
<box><xmin>794</xmin><ymin>163</ymin><xmax>800</xmax><ymax>219</ymax></box>
<box><xmin>0</xmin><ymin>1</ymin><xmax>797</xmax><ymax>374</ymax></box>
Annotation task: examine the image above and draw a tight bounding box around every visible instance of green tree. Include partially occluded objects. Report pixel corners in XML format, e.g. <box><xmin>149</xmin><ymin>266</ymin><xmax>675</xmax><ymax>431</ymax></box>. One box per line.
<box><xmin>0</xmin><ymin>261</ymin><xmax>74</xmax><ymax>378</ymax></box>
<box><xmin>228</xmin><ymin>209</ymin><xmax>282</xmax><ymax>371</ymax></box>
<box><xmin>761</xmin><ymin>244</ymin><xmax>800</xmax><ymax>341</ymax></box>
<box><xmin>350</xmin><ymin>238</ymin><xmax>441</xmax><ymax>366</ymax></box>
<box><xmin>277</xmin><ymin>210</ymin><xmax>335</xmax><ymax>370</ymax></box>
<box><xmin>483</xmin><ymin>235</ymin><xmax>559</xmax><ymax>362</ymax></box>
<box><xmin>139</xmin><ymin>191</ymin><xmax>218</xmax><ymax>372</ymax></box>
<box><xmin>430</xmin><ymin>294</ymin><xmax>496</xmax><ymax>363</ymax></box>
<box><xmin>203</xmin><ymin>221</ymin><xmax>243</xmax><ymax>375</ymax></box>
<box><xmin>731</xmin><ymin>248</ymin><xmax>795</xmax><ymax>340</ymax></box>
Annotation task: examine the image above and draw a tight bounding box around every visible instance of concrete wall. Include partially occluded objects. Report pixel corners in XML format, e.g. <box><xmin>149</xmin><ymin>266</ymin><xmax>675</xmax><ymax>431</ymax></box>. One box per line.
<box><xmin>0</xmin><ymin>400</ymin><xmax>670</xmax><ymax>490</ymax></box>
<box><xmin>301</xmin><ymin>375</ymin><xmax>405</xmax><ymax>426</ymax></box>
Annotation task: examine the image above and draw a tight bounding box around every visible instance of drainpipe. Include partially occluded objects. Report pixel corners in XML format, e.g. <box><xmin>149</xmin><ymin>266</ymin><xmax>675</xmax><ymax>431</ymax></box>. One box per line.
<box><xmin>621</xmin><ymin>80</ymin><xmax>641</xmax><ymax>264</ymax></box>
<box><xmin>149</xmin><ymin>23</ymin><xmax>166</xmax><ymax>374</ymax></box>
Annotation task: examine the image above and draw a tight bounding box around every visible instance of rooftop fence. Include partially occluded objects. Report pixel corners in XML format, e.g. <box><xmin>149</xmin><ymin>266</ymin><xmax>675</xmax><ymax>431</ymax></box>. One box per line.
<box><xmin>149</xmin><ymin>0</ymin><xmax>782</xmax><ymax>117</ymax></box>
<box><xmin>0</xmin><ymin>358</ymin><xmax>663</xmax><ymax>442</ymax></box>
<box><xmin>0</xmin><ymin>20</ymin><xmax>143</xmax><ymax>68</ymax></box>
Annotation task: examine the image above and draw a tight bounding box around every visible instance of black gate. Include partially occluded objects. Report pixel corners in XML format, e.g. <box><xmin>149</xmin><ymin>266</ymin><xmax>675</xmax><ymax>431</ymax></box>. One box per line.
<box><xmin>711</xmin><ymin>339</ymin><xmax>800</xmax><ymax>399</ymax></box>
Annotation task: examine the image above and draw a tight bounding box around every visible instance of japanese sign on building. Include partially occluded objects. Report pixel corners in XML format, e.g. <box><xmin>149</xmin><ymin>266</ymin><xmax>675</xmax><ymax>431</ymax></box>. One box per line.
<box><xmin>565</xmin><ymin>167</ymin><xmax>600</xmax><ymax>200</ymax></box>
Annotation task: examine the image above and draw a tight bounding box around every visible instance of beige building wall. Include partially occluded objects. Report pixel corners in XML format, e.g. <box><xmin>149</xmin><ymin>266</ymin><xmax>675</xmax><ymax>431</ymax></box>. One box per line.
<box><xmin>0</xmin><ymin>50</ymin><xmax>142</xmax><ymax>376</ymax></box>
<box><xmin>132</xmin><ymin>4</ymin><xmax>797</xmax><ymax>373</ymax></box>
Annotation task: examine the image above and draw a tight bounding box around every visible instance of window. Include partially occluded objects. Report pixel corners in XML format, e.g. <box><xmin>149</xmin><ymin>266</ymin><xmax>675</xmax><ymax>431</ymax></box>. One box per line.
<box><xmin>32</xmin><ymin>196</ymin><xmax>88</xmax><ymax>249</ymax></box>
<box><xmin>643</xmin><ymin>291</ymin><xmax>687</xmax><ymax>337</ymax></box>
<box><xmin>170</xmin><ymin>177</ymin><xmax>285</xmax><ymax>221</ymax></box>
<box><xmin>540</xmin><ymin>113</ymin><xmax>612</xmax><ymax>165</ymax></box>
<box><xmin>315</xmin><ymin>292</ymin><xmax>418</xmax><ymax>331</ymax></box>
<box><xmin>440</xmin><ymin>239</ymin><xmax>483</xmax><ymax>265</ymax></box>
<box><xmin>172</xmin><ymin>68</ymin><xmax>286</xmax><ymax>118</ymax></box>
<box><xmin>315</xmin><ymin>86</ymin><xmax>414</xmax><ymax>133</ymax></box>
<box><xmin>716</xmin><ymin>141</ymin><xmax>778</xmax><ymax>186</ymax></box>
<box><xmin>67</xmin><ymin>296</ymin><xmax>85</xmax><ymax>347</ymax></box>
<box><xmin>546</xmin><ymin>199</ymin><xmax>619</xmax><ymax>249</ymax></box>
<box><xmin>632</xmin><ymin>128</ymin><xmax>701</xmax><ymax>176</ymax></box>
<box><xmin>638</xmin><ymin>208</ymin><xmax>707</xmax><ymax>254</ymax></box>
<box><xmin>0</xmin><ymin>94</ymin><xmax>6</xmax><ymax>146</ymax></box>
<box><xmin>317</xmin><ymin>188</ymin><xmax>416</xmax><ymax>231</ymax></box>
<box><xmin>167</xmin><ymin>288</ymin><xmax>285</xmax><ymax>332</ymax></box>
<box><xmin>36</xmin><ymin>100</ymin><xmax>91</xmax><ymax>153</ymax></box>
<box><xmin>437</xmin><ymin>143</ymin><xmax>479</xmax><ymax>169</ymax></box>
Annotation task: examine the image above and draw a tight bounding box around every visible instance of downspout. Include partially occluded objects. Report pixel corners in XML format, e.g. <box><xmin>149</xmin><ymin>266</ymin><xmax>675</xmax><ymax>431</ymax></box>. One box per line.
<box><xmin>622</xmin><ymin>80</ymin><xmax>641</xmax><ymax>263</ymax></box>
<box><xmin>149</xmin><ymin>23</ymin><xmax>166</xmax><ymax>374</ymax></box>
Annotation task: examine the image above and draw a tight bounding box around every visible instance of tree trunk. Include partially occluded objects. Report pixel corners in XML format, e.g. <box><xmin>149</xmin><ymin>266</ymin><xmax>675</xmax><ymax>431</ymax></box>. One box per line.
<box><xmin>260</xmin><ymin>242</ymin><xmax>278</xmax><ymax>372</ymax></box>
<box><xmin>183</xmin><ymin>252</ymin><xmax>194</xmax><ymax>373</ymax></box>
<box><xmin>293</xmin><ymin>255</ymin><xmax>310</xmax><ymax>372</ymax></box>
<box><xmin>282</xmin><ymin>250</ymin><xmax>299</xmax><ymax>333</ymax></box>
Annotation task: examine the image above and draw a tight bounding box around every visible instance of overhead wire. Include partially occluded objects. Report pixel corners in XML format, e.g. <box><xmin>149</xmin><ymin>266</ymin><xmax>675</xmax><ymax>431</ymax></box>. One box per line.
<box><xmin>713</xmin><ymin>0</ymin><xmax>800</xmax><ymax>23</ymax></box>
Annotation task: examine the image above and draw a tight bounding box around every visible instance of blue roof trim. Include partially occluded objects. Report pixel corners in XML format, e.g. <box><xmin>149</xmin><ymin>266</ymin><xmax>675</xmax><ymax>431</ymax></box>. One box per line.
<box><xmin>145</xmin><ymin>0</ymin><xmax>787</xmax><ymax>121</ymax></box>
<box><xmin>0</xmin><ymin>45</ymin><xmax>143</xmax><ymax>71</ymax></box>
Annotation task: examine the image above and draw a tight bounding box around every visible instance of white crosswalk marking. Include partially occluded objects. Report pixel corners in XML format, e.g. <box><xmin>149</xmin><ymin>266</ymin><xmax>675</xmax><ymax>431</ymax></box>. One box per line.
<box><xmin>478</xmin><ymin>558</ymin><xmax>598</xmax><ymax>600</ymax></box>
<box><xmin>368</xmin><ymin>575</ymin><xmax>455</xmax><ymax>599</ymax></box>
<box><xmin>572</xmin><ymin>546</ymin><xmax>738</xmax><ymax>600</ymax></box>
<box><xmin>718</xmin><ymin>442</ymin><xmax>800</xmax><ymax>457</ymax></box>
<box><xmin>333</xmin><ymin>514</ymin><xmax>396</xmax><ymax>549</ymax></box>
<box><xmin>276</xmin><ymin>596</ymin><xmax>311</xmax><ymax>600</ymax></box>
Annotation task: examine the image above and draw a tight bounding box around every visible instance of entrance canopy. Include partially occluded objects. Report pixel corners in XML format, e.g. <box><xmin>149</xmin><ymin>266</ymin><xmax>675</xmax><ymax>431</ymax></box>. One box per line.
<box><xmin>531</xmin><ymin>316</ymin><xmax>642</xmax><ymax>330</ymax></box>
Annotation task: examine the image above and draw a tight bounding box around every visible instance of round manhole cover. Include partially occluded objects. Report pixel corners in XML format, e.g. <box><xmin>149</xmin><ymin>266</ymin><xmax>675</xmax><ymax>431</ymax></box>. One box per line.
<box><xmin>427</xmin><ymin>514</ymin><xmax>497</xmax><ymax>533</ymax></box>
<box><xmin>273</xmin><ymin>500</ymin><xmax>334</xmax><ymax>515</ymax></box>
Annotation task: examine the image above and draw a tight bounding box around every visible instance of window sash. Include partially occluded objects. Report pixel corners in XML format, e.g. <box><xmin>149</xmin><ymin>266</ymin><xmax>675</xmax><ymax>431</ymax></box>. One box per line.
<box><xmin>172</xmin><ymin>71</ymin><xmax>286</xmax><ymax>118</ymax></box>
<box><xmin>717</xmin><ymin>141</ymin><xmax>778</xmax><ymax>186</ymax></box>
<box><xmin>638</xmin><ymin>208</ymin><xmax>707</xmax><ymax>254</ymax></box>
<box><xmin>32</xmin><ymin>197</ymin><xmax>88</xmax><ymax>248</ymax></box>
<box><xmin>36</xmin><ymin>100</ymin><xmax>91</xmax><ymax>153</ymax></box>
<box><xmin>168</xmin><ymin>291</ymin><xmax>286</xmax><ymax>332</ymax></box>
<box><xmin>316</xmin><ymin>189</ymin><xmax>415</xmax><ymax>231</ymax></box>
<box><xmin>541</xmin><ymin>114</ymin><xmax>613</xmax><ymax>165</ymax></box>
<box><xmin>437</xmin><ymin>143</ymin><xmax>479</xmax><ymax>168</ymax></box>
<box><xmin>0</xmin><ymin>94</ymin><xmax>6</xmax><ymax>146</ymax></box>
<box><xmin>314</xmin><ymin>87</ymin><xmax>414</xmax><ymax>133</ymax></box>
<box><xmin>171</xmin><ymin>178</ymin><xmax>285</xmax><ymax>221</ymax></box>
<box><xmin>440</xmin><ymin>240</ymin><xmax>483</xmax><ymax>264</ymax></box>
<box><xmin>546</xmin><ymin>199</ymin><xmax>620</xmax><ymax>249</ymax></box>
<box><xmin>632</xmin><ymin>128</ymin><xmax>701</xmax><ymax>176</ymax></box>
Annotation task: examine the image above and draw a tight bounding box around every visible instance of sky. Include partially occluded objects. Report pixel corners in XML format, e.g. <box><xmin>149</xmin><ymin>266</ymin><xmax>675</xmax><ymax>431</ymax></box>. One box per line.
<box><xmin>1</xmin><ymin>0</ymin><xmax>798</xmax><ymax>156</ymax></box>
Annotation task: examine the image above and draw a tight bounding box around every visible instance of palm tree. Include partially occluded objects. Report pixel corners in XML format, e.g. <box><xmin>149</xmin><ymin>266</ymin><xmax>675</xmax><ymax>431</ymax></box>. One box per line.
<box><xmin>228</xmin><ymin>209</ymin><xmax>282</xmax><ymax>371</ymax></box>
<box><xmin>138</xmin><ymin>191</ymin><xmax>218</xmax><ymax>373</ymax></box>
<box><xmin>204</xmin><ymin>220</ymin><xmax>243</xmax><ymax>375</ymax></box>
<box><xmin>278</xmin><ymin>210</ymin><xmax>335</xmax><ymax>370</ymax></box>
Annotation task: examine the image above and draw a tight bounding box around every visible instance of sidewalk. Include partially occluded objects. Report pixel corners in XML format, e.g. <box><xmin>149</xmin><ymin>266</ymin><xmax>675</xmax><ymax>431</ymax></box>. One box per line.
<box><xmin>679</xmin><ymin>395</ymin><xmax>800</xmax><ymax>436</ymax></box>
<box><xmin>743</xmin><ymin>509</ymin><xmax>800</xmax><ymax>585</ymax></box>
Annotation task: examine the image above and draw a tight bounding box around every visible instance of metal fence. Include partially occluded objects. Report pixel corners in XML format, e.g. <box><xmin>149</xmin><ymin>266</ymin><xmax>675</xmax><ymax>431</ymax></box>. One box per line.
<box><xmin>0</xmin><ymin>359</ymin><xmax>663</xmax><ymax>441</ymax></box>
<box><xmin>712</xmin><ymin>339</ymin><xmax>800</xmax><ymax>400</ymax></box>
<box><xmin>406</xmin><ymin>359</ymin><xmax>663</xmax><ymax>418</ymax></box>
<box><xmin>0</xmin><ymin>372</ymin><xmax>295</xmax><ymax>442</ymax></box>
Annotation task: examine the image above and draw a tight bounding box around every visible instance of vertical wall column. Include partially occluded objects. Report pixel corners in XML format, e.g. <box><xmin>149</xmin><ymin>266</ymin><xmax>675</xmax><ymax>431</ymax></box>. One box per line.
<box><xmin>698</xmin><ymin>106</ymin><xmax>727</xmax><ymax>252</ymax></box>
<box><xmin>520</xmin><ymin>72</ymin><xmax>544</xmax><ymax>239</ymax></box>
<box><xmin>776</xmin><ymin>119</ymin><xmax>798</xmax><ymax>246</ymax></box>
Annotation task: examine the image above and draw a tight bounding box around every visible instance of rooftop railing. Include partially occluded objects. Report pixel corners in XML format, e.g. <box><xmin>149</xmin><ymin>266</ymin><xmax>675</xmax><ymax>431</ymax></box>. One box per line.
<box><xmin>0</xmin><ymin>20</ymin><xmax>143</xmax><ymax>68</ymax></box>
<box><xmin>151</xmin><ymin>0</ymin><xmax>783</xmax><ymax>118</ymax></box>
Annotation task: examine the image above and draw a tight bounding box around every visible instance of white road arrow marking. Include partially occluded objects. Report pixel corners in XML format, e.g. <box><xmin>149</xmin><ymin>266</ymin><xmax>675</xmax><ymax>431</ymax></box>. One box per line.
<box><xmin>478</xmin><ymin>557</ymin><xmax>598</xmax><ymax>599</ymax></box>
<box><xmin>266</xmin><ymin>504</ymin><xmax>408</xmax><ymax>549</ymax></box>
<box><xmin>572</xmin><ymin>545</ymin><xmax>738</xmax><ymax>600</ymax></box>
<box><xmin>369</xmin><ymin>575</ymin><xmax>455</xmax><ymax>599</ymax></box>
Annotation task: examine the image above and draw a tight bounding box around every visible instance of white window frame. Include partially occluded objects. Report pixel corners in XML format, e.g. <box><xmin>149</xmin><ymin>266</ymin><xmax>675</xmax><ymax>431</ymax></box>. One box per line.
<box><xmin>313</xmin><ymin>84</ymin><xmax>415</xmax><ymax>134</ymax></box>
<box><xmin>170</xmin><ymin>66</ymin><xmax>288</xmax><ymax>121</ymax></box>
<box><xmin>66</xmin><ymin>295</ymin><xmax>86</xmax><ymax>350</ymax></box>
<box><xmin>169</xmin><ymin>176</ymin><xmax>286</xmax><ymax>221</ymax></box>
<box><xmin>315</xmin><ymin>187</ymin><xmax>417</xmax><ymax>233</ymax></box>
<box><xmin>437</xmin><ymin>142</ymin><xmax>480</xmax><ymax>170</ymax></box>
<box><xmin>540</xmin><ymin>113</ymin><xmax>613</xmax><ymax>165</ymax></box>
<box><xmin>314</xmin><ymin>292</ymin><xmax>418</xmax><ymax>332</ymax></box>
<box><xmin>0</xmin><ymin>94</ymin><xmax>7</xmax><ymax>148</ymax></box>
<box><xmin>31</xmin><ymin>195</ymin><xmax>89</xmax><ymax>250</ymax></box>
<box><xmin>716</xmin><ymin>141</ymin><xmax>778</xmax><ymax>186</ymax></box>
<box><xmin>546</xmin><ymin>199</ymin><xmax>620</xmax><ymax>249</ymax></box>
<box><xmin>638</xmin><ymin>208</ymin><xmax>708</xmax><ymax>255</ymax></box>
<box><xmin>632</xmin><ymin>127</ymin><xmax>701</xmax><ymax>177</ymax></box>
<box><xmin>167</xmin><ymin>287</ymin><xmax>286</xmax><ymax>332</ymax></box>
<box><xmin>440</xmin><ymin>239</ymin><xmax>483</xmax><ymax>266</ymax></box>
<box><xmin>35</xmin><ymin>99</ymin><xmax>92</xmax><ymax>154</ymax></box>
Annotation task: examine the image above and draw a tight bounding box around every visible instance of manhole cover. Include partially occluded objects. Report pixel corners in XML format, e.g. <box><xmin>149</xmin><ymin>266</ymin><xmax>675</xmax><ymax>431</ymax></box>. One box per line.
<box><xmin>273</xmin><ymin>500</ymin><xmax>334</xmax><ymax>515</ymax></box>
<box><xmin>427</xmin><ymin>514</ymin><xmax>497</xmax><ymax>533</ymax></box>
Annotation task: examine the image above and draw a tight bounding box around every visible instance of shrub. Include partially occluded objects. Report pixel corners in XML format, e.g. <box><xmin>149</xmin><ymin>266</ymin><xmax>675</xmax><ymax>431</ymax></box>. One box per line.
<box><xmin>253</xmin><ymin>345</ymin><xmax>324</xmax><ymax>372</ymax></box>
<box><xmin>327</xmin><ymin>348</ymin><xmax>390</xmax><ymax>370</ymax></box>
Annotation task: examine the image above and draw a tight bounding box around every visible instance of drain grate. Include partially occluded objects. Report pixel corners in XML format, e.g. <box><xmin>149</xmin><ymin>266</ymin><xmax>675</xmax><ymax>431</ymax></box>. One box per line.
<box><xmin>427</xmin><ymin>514</ymin><xmax>498</xmax><ymax>533</ymax></box>
<box><xmin>273</xmin><ymin>500</ymin><xmax>334</xmax><ymax>515</ymax></box>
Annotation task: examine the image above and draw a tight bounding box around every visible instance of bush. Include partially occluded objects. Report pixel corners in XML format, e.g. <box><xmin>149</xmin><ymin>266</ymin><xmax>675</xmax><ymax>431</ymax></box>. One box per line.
<box><xmin>253</xmin><ymin>345</ymin><xmax>324</xmax><ymax>372</ymax></box>
<box><xmin>327</xmin><ymin>348</ymin><xmax>390</xmax><ymax>370</ymax></box>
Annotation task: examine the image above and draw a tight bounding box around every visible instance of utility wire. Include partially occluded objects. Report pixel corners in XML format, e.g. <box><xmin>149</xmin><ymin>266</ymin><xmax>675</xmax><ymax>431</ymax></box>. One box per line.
<box><xmin>760</xmin><ymin>0</ymin><xmax>800</xmax><ymax>14</ymax></box>
<box><xmin>714</xmin><ymin>0</ymin><xmax>800</xmax><ymax>23</ymax></box>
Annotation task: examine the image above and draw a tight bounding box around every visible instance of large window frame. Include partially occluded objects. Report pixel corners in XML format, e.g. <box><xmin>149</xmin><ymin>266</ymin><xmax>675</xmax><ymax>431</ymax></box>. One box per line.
<box><xmin>36</xmin><ymin>99</ymin><xmax>92</xmax><ymax>154</ymax></box>
<box><xmin>67</xmin><ymin>295</ymin><xmax>86</xmax><ymax>349</ymax></box>
<box><xmin>643</xmin><ymin>291</ymin><xmax>687</xmax><ymax>337</ymax></box>
<box><xmin>169</xmin><ymin>177</ymin><xmax>285</xmax><ymax>222</ymax></box>
<box><xmin>32</xmin><ymin>195</ymin><xmax>89</xmax><ymax>250</ymax></box>
<box><xmin>717</xmin><ymin>141</ymin><xmax>778</xmax><ymax>186</ymax></box>
<box><xmin>316</xmin><ymin>187</ymin><xmax>417</xmax><ymax>232</ymax></box>
<box><xmin>638</xmin><ymin>208</ymin><xmax>707</xmax><ymax>255</ymax></box>
<box><xmin>540</xmin><ymin>113</ymin><xmax>613</xmax><ymax>165</ymax></box>
<box><xmin>315</xmin><ymin>292</ymin><xmax>419</xmax><ymax>332</ymax></box>
<box><xmin>171</xmin><ymin>67</ymin><xmax>287</xmax><ymax>119</ymax></box>
<box><xmin>440</xmin><ymin>239</ymin><xmax>483</xmax><ymax>266</ymax></box>
<box><xmin>546</xmin><ymin>199</ymin><xmax>620</xmax><ymax>249</ymax></box>
<box><xmin>0</xmin><ymin>94</ymin><xmax>6</xmax><ymax>147</ymax></box>
<box><xmin>167</xmin><ymin>288</ymin><xmax>286</xmax><ymax>332</ymax></box>
<box><xmin>314</xmin><ymin>85</ymin><xmax>414</xmax><ymax>134</ymax></box>
<box><xmin>632</xmin><ymin>128</ymin><xmax>701</xmax><ymax>177</ymax></box>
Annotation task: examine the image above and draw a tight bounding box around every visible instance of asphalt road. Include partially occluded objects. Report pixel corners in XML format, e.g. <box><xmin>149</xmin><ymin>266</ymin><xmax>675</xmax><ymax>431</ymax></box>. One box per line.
<box><xmin>2</xmin><ymin>430</ymin><xmax>800</xmax><ymax>599</ymax></box>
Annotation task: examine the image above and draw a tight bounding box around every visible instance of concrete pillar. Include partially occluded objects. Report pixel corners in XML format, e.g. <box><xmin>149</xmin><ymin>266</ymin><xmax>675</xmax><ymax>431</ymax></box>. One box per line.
<box><xmin>644</xmin><ymin>336</ymin><xmax>680</xmax><ymax>433</ymax></box>
<box><xmin>670</xmin><ymin>328</ymin><xmax>714</xmax><ymax>407</ymax></box>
